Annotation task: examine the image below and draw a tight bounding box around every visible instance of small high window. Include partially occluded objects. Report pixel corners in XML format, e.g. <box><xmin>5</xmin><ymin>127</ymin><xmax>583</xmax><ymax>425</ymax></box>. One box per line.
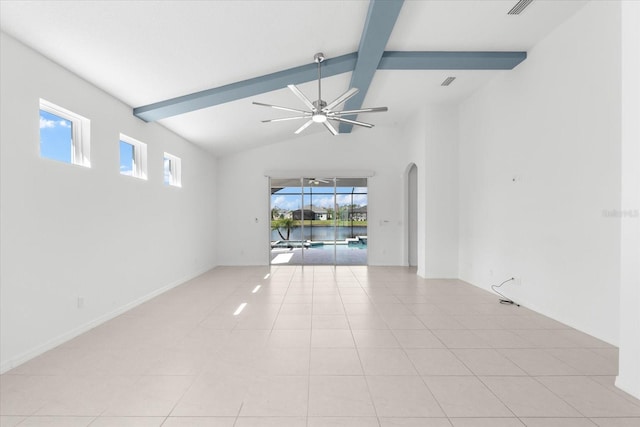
<box><xmin>163</xmin><ymin>153</ymin><xmax>182</xmax><ymax>187</ymax></box>
<box><xmin>39</xmin><ymin>99</ymin><xmax>90</xmax><ymax>167</ymax></box>
<box><xmin>119</xmin><ymin>134</ymin><xmax>147</xmax><ymax>179</ymax></box>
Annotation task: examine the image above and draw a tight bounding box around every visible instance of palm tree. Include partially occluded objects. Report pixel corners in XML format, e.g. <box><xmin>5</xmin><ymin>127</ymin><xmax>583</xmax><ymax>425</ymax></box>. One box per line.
<box><xmin>272</xmin><ymin>217</ymin><xmax>295</xmax><ymax>240</ymax></box>
<box><xmin>271</xmin><ymin>207</ymin><xmax>280</xmax><ymax>220</ymax></box>
<box><xmin>326</xmin><ymin>207</ymin><xmax>335</xmax><ymax>220</ymax></box>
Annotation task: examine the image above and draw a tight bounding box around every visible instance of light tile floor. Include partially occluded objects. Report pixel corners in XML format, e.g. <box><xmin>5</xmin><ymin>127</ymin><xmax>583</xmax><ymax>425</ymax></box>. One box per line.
<box><xmin>1</xmin><ymin>266</ymin><xmax>639</xmax><ymax>427</ymax></box>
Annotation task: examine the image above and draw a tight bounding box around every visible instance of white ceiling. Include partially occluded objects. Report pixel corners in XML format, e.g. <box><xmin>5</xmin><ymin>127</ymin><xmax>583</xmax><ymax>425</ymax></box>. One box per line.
<box><xmin>0</xmin><ymin>0</ymin><xmax>588</xmax><ymax>156</ymax></box>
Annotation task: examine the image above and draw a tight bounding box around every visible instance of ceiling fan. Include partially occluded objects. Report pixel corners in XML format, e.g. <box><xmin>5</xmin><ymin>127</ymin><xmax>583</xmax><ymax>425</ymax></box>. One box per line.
<box><xmin>253</xmin><ymin>52</ymin><xmax>388</xmax><ymax>136</ymax></box>
<box><xmin>309</xmin><ymin>178</ymin><xmax>330</xmax><ymax>185</ymax></box>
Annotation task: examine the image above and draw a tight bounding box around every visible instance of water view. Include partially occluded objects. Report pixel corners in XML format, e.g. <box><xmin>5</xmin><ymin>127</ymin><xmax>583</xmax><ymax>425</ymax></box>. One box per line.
<box><xmin>270</xmin><ymin>225</ymin><xmax>367</xmax><ymax>241</ymax></box>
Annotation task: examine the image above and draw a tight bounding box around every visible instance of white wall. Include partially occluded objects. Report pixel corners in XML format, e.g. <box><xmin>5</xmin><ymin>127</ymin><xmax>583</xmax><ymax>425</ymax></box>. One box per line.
<box><xmin>402</xmin><ymin>106</ymin><xmax>459</xmax><ymax>278</ymax></box>
<box><xmin>458</xmin><ymin>1</ymin><xmax>621</xmax><ymax>345</ymax></box>
<box><xmin>616</xmin><ymin>0</ymin><xmax>640</xmax><ymax>399</ymax></box>
<box><xmin>216</xmin><ymin>107</ymin><xmax>459</xmax><ymax>273</ymax></box>
<box><xmin>216</xmin><ymin>126</ymin><xmax>408</xmax><ymax>266</ymax></box>
<box><xmin>424</xmin><ymin>107</ymin><xmax>459</xmax><ymax>278</ymax></box>
<box><xmin>0</xmin><ymin>33</ymin><xmax>218</xmax><ymax>372</ymax></box>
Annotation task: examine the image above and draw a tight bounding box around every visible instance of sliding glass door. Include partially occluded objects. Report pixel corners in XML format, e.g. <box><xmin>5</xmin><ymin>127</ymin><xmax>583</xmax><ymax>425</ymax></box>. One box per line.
<box><xmin>269</xmin><ymin>177</ymin><xmax>367</xmax><ymax>266</ymax></box>
<box><xmin>335</xmin><ymin>180</ymin><xmax>368</xmax><ymax>265</ymax></box>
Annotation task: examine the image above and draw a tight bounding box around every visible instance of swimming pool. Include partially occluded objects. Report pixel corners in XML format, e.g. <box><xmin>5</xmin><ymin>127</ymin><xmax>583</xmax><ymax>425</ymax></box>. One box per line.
<box><xmin>270</xmin><ymin>240</ymin><xmax>367</xmax><ymax>265</ymax></box>
<box><xmin>271</xmin><ymin>240</ymin><xmax>367</xmax><ymax>250</ymax></box>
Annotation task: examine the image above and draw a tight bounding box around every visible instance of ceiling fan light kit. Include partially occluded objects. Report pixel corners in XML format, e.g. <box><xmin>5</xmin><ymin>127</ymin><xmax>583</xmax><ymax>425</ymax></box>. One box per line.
<box><xmin>254</xmin><ymin>52</ymin><xmax>388</xmax><ymax>136</ymax></box>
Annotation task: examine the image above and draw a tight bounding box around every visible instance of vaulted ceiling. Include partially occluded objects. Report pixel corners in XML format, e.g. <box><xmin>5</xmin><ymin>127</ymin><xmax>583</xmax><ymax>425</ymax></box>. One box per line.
<box><xmin>0</xmin><ymin>0</ymin><xmax>588</xmax><ymax>156</ymax></box>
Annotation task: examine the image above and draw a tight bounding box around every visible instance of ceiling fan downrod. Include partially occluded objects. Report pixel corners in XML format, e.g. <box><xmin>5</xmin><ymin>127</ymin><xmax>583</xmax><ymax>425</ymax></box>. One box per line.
<box><xmin>312</xmin><ymin>53</ymin><xmax>327</xmax><ymax>123</ymax></box>
<box><xmin>315</xmin><ymin>52</ymin><xmax>324</xmax><ymax>104</ymax></box>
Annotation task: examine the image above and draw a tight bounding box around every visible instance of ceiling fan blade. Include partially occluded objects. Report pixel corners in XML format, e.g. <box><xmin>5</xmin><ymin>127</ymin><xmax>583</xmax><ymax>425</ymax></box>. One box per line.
<box><xmin>253</xmin><ymin>101</ymin><xmax>310</xmax><ymax>115</ymax></box>
<box><xmin>287</xmin><ymin>85</ymin><xmax>317</xmax><ymax>112</ymax></box>
<box><xmin>294</xmin><ymin>119</ymin><xmax>314</xmax><ymax>134</ymax></box>
<box><xmin>329</xmin><ymin>117</ymin><xmax>374</xmax><ymax>128</ymax></box>
<box><xmin>262</xmin><ymin>115</ymin><xmax>311</xmax><ymax>123</ymax></box>
<box><xmin>323</xmin><ymin>121</ymin><xmax>339</xmax><ymax>136</ymax></box>
<box><xmin>309</xmin><ymin>178</ymin><xmax>331</xmax><ymax>184</ymax></box>
<box><xmin>329</xmin><ymin>107</ymin><xmax>388</xmax><ymax>116</ymax></box>
<box><xmin>323</xmin><ymin>87</ymin><xmax>359</xmax><ymax>112</ymax></box>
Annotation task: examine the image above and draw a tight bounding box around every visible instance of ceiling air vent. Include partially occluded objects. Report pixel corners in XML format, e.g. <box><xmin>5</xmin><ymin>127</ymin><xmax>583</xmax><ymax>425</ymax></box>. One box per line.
<box><xmin>508</xmin><ymin>0</ymin><xmax>533</xmax><ymax>15</ymax></box>
<box><xmin>441</xmin><ymin>77</ymin><xmax>456</xmax><ymax>86</ymax></box>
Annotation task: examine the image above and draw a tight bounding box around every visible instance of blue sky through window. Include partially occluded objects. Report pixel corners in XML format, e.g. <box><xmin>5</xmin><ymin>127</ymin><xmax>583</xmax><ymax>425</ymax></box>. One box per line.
<box><xmin>272</xmin><ymin>186</ymin><xmax>368</xmax><ymax>211</ymax></box>
<box><xmin>119</xmin><ymin>141</ymin><xmax>134</xmax><ymax>175</ymax></box>
<box><xmin>39</xmin><ymin>110</ymin><xmax>72</xmax><ymax>163</ymax></box>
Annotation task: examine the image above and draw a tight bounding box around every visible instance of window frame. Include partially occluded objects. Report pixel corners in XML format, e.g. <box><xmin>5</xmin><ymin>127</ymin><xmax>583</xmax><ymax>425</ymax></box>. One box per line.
<box><xmin>163</xmin><ymin>152</ymin><xmax>182</xmax><ymax>188</ymax></box>
<box><xmin>119</xmin><ymin>133</ymin><xmax>148</xmax><ymax>180</ymax></box>
<box><xmin>39</xmin><ymin>98</ymin><xmax>91</xmax><ymax>167</ymax></box>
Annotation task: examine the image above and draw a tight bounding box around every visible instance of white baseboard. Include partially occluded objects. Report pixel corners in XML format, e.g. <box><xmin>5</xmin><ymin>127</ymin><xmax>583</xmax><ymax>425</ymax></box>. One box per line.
<box><xmin>0</xmin><ymin>264</ymin><xmax>217</xmax><ymax>374</ymax></box>
<box><xmin>616</xmin><ymin>375</ymin><xmax>640</xmax><ymax>400</ymax></box>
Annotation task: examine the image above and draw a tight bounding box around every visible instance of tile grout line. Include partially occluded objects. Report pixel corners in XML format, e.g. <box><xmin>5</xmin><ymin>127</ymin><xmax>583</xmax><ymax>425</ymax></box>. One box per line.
<box><xmin>386</xmin><ymin>280</ymin><xmax>452</xmax><ymax>423</ymax></box>
<box><xmin>304</xmin><ymin>265</ymin><xmax>317</xmax><ymax>427</ymax></box>
<box><xmin>231</xmin><ymin>402</ymin><xmax>244</xmax><ymax>427</ymax></box>
<box><xmin>344</xmin><ymin>266</ymin><xmax>385</xmax><ymax>426</ymax></box>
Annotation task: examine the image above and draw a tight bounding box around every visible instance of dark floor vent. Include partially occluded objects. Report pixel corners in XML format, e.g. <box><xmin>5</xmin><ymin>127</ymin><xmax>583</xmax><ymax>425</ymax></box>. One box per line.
<box><xmin>508</xmin><ymin>0</ymin><xmax>534</xmax><ymax>15</ymax></box>
<box><xmin>441</xmin><ymin>77</ymin><xmax>456</xmax><ymax>86</ymax></box>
